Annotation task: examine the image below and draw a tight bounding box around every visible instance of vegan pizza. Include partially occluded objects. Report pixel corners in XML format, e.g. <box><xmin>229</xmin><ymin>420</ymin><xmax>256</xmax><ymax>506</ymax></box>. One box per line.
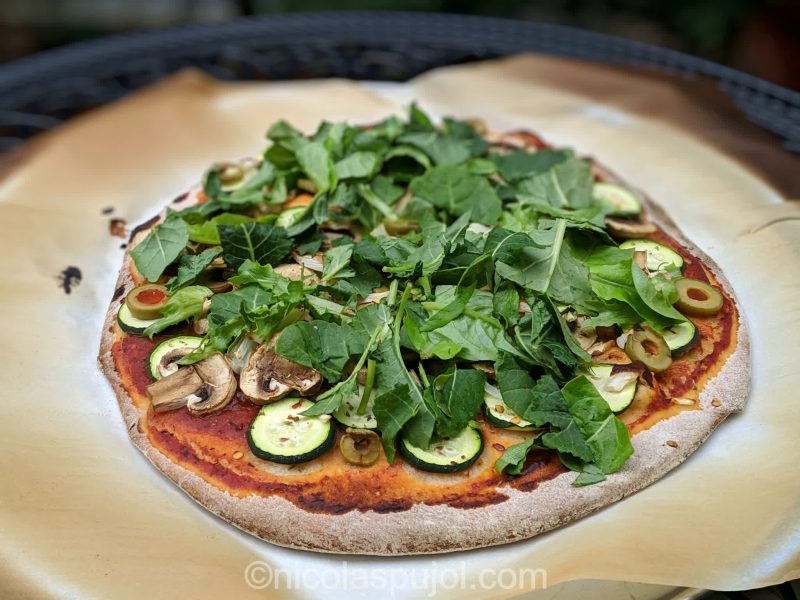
<box><xmin>99</xmin><ymin>106</ymin><xmax>749</xmax><ymax>555</ymax></box>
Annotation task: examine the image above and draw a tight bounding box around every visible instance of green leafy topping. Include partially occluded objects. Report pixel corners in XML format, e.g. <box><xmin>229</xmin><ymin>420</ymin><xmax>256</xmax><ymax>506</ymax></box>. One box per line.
<box><xmin>130</xmin><ymin>212</ymin><xmax>189</xmax><ymax>282</ymax></box>
<box><xmin>166</xmin><ymin>248</ymin><xmax>222</xmax><ymax>292</ymax></box>
<box><xmin>218</xmin><ymin>223</ymin><xmax>292</xmax><ymax>269</ymax></box>
<box><xmin>142</xmin><ymin>286</ymin><xmax>211</xmax><ymax>337</ymax></box>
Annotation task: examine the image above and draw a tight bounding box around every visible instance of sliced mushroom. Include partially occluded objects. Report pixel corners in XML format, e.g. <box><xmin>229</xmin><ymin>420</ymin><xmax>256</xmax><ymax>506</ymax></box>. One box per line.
<box><xmin>188</xmin><ymin>354</ymin><xmax>238</xmax><ymax>415</ymax></box>
<box><xmin>147</xmin><ymin>367</ymin><xmax>204</xmax><ymax>413</ymax></box>
<box><xmin>605</xmin><ymin>217</ymin><xmax>657</xmax><ymax>238</ymax></box>
<box><xmin>239</xmin><ymin>341</ymin><xmax>322</xmax><ymax>404</ymax></box>
<box><xmin>146</xmin><ymin>353</ymin><xmax>237</xmax><ymax>415</ymax></box>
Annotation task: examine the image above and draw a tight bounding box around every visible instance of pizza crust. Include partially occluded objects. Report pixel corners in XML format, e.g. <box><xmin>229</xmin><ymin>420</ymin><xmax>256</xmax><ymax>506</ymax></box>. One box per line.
<box><xmin>98</xmin><ymin>154</ymin><xmax>750</xmax><ymax>556</ymax></box>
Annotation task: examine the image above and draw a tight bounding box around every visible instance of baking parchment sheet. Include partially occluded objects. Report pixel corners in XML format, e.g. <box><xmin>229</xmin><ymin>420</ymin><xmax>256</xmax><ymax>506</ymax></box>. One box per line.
<box><xmin>0</xmin><ymin>55</ymin><xmax>798</xmax><ymax>599</ymax></box>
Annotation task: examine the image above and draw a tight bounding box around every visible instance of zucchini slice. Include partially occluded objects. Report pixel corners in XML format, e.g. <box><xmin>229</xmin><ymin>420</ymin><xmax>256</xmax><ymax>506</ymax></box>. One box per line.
<box><xmin>584</xmin><ymin>364</ymin><xmax>638</xmax><ymax>413</ymax></box>
<box><xmin>592</xmin><ymin>183</ymin><xmax>642</xmax><ymax>218</ymax></box>
<box><xmin>247</xmin><ymin>398</ymin><xmax>335</xmax><ymax>465</ymax></box>
<box><xmin>483</xmin><ymin>384</ymin><xmax>538</xmax><ymax>431</ymax></box>
<box><xmin>399</xmin><ymin>427</ymin><xmax>483</xmax><ymax>473</ymax></box>
<box><xmin>619</xmin><ymin>239</ymin><xmax>684</xmax><ymax>273</ymax></box>
<box><xmin>148</xmin><ymin>336</ymin><xmax>203</xmax><ymax>380</ymax></box>
<box><xmin>117</xmin><ymin>304</ymin><xmax>158</xmax><ymax>335</ymax></box>
<box><xmin>332</xmin><ymin>385</ymin><xmax>378</xmax><ymax>430</ymax></box>
<box><xmin>662</xmin><ymin>320</ymin><xmax>699</xmax><ymax>356</ymax></box>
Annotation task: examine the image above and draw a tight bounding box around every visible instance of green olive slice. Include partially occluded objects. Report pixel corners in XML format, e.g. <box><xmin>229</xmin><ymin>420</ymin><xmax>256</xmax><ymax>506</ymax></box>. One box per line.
<box><xmin>625</xmin><ymin>327</ymin><xmax>672</xmax><ymax>373</ymax></box>
<box><xmin>340</xmin><ymin>428</ymin><xmax>381</xmax><ymax>467</ymax></box>
<box><xmin>216</xmin><ymin>162</ymin><xmax>244</xmax><ymax>185</ymax></box>
<box><xmin>674</xmin><ymin>278</ymin><xmax>723</xmax><ymax>317</ymax></box>
<box><xmin>125</xmin><ymin>284</ymin><xmax>169</xmax><ymax>320</ymax></box>
<box><xmin>384</xmin><ymin>219</ymin><xmax>419</xmax><ymax>236</ymax></box>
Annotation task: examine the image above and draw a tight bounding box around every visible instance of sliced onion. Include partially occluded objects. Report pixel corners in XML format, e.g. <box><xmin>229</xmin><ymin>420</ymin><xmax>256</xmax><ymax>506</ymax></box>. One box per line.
<box><xmin>292</xmin><ymin>252</ymin><xmax>324</xmax><ymax>273</ymax></box>
<box><xmin>227</xmin><ymin>335</ymin><xmax>259</xmax><ymax>375</ymax></box>
<box><xmin>602</xmin><ymin>370</ymin><xmax>639</xmax><ymax>393</ymax></box>
<box><xmin>359</xmin><ymin>290</ymin><xmax>390</xmax><ymax>305</ymax></box>
<box><xmin>484</xmin><ymin>382</ymin><xmax>500</xmax><ymax>398</ymax></box>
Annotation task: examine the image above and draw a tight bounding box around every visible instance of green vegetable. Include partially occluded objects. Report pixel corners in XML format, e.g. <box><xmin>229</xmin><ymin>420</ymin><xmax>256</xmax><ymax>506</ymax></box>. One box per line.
<box><xmin>217</xmin><ymin>222</ymin><xmax>292</xmax><ymax>269</ymax></box>
<box><xmin>166</xmin><ymin>247</ymin><xmax>222</xmax><ymax>292</ymax></box>
<box><xmin>130</xmin><ymin>212</ymin><xmax>189</xmax><ymax>282</ymax></box>
<box><xmin>409</xmin><ymin>165</ymin><xmax>502</xmax><ymax>225</ymax></box>
<box><xmin>142</xmin><ymin>286</ymin><xmax>212</xmax><ymax>337</ymax></box>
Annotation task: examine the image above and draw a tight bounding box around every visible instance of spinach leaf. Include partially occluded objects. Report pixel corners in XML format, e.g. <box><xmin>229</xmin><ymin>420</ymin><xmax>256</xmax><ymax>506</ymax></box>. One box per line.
<box><xmin>422</xmin><ymin>287</ymin><xmax>523</xmax><ymax>362</ymax></box>
<box><xmin>420</xmin><ymin>283</ymin><xmax>474</xmax><ymax>332</ymax></box>
<box><xmin>187</xmin><ymin>213</ymin><xmax>254</xmax><ymax>245</ymax></box>
<box><xmin>142</xmin><ymin>286</ymin><xmax>211</xmax><ymax>337</ymax></box>
<box><xmin>130</xmin><ymin>212</ymin><xmax>189</xmax><ymax>282</ymax></box>
<box><xmin>275</xmin><ymin>320</ymin><xmax>362</xmax><ymax>383</ymax></box>
<box><xmin>166</xmin><ymin>247</ymin><xmax>222</xmax><ymax>293</ymax></box>
<box><xmin>333</xmin><ymin>151</ymin><xmax>382</xmax><ymax>180</ymax></box>
<box><xmin>409</xmin><ymin>165</ymin><xmax>501</xmax><ymax>225</ymax></box>
<box><xmin>321</xmin><ymin>244</ymin><xmax>354</xmax><ymax>282</ymax></box>
<box><xmin>402</xmin><ymin>304</ymin><xmax>462</xmax><ymax>360</ymax></box>
<box><xmin>432</xmin><ymin>368</ymin><xmax>486</xmax><ymax>437</ymax></box>
<box><xmin>495</xmin><ymin>437</ymin><xmax>541</xmax><ymax>475</ymax></box>
<box><xmin>516</xmin><ymin>157</ymin><xmax>593</xmax><ymax>209</ymax></box>
<box><xmin>297</xmin><ymin>141</ymin><xmax>334</xmax><ymax>193</ymax></box>
<box><xmin>218</xmin><ymin>222</ymin><xmax>291</xmax><ymax>269</ymax></box>
<box><xmin>494</xmin><ymin>355</ymin><xmax>573</xmax><ymax>429</ymax></box>
<box><xmin>490</xmin><ymin>149</ymin><xmax>570</xmax><ymax>183</ymax></box>
<box><xmin>493</xmin><ymin>281</ymin><xmax>521</xmax><ymax>326</ymax></box>
<box><xmin>631</xmin><ymin>263</ymin><xmax>684</xmax><ymax>322</ymax></box>
<box><xmin>557</xmin><ymin>376</ymin><xmax>633</xmax><ymax>473</ymax></box>
<box><xmin>373</xmin><ymin>385</ymin><xmax>419</xmax><ymax>463</ymax></box>
<box><xmin>493</xmin><ymin>219</ymin><xmax>567</xmax><ymax>293</ymax></box>
<box><xmin>573</xmin><ymin>464</ymin><xmax>606</xmax><ymax>486</ymax></box>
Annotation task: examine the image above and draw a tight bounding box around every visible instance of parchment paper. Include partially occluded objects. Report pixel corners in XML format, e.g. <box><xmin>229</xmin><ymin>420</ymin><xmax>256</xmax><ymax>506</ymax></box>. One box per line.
<box><xmin>1</xmin><ymin>55</ymin><xmax>798</xmax><ymax>599</ymax></box>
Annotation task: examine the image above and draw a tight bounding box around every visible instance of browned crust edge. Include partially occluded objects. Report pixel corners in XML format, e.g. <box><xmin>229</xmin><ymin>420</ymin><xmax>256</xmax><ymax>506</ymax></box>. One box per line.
<box><xmin>97</xmin><ymin>157</ymin><xmax>751</xmax><ymax>556</ymax></box>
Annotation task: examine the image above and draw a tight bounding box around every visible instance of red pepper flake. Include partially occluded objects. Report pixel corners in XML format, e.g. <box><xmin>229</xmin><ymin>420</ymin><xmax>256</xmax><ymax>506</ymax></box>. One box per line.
<box><xmin>287</xmin><ymin>414</ymin><xmax>300</xmax><ymax>421</ymax></box>
<box><xmin>278</xmin><ymin>437</ymin><xmax>289</xmax><ymax>443</ymax></box>
<box><xmin>291</xmin><ymin>400</ymin><xmax>303</xmax><ymax>409</ymax></box>
<box><xmin>666</xmin><ymin>440</ymin><xmax>678</xmax><ymax>448</ymax></box>
<box><xmin>450</xmin><ymin>460</ymin><xmax>457</xmax><ymax>465</ymax></box>
<box><xmin>492</xmin><ymin>443</ymin><xmax>506</xmax><ymax>452</ymax></box>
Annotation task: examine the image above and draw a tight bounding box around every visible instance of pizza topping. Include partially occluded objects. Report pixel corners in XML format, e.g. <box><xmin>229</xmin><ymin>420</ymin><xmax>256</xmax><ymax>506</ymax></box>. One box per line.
<box><xmin>239</xmin><ymin>341</ymin><xmax>322</xmax><ymax>405</ymax></box>
<box><xmin>399</xmin><ymin>427</ymin><xmax>484</xmax><ymax>474</ymax></box>
<box><xmin>125</xmin><ymin>284</ymin><xmax>169</xmax><ymax>320</ymax></box>
<box><xmin>340</xmin><ymin>428</ymin><xmax>381</xmax><ymax>466</ymax></box>
<box><xmin>146</xmin><ymin>353</ymin><xmax>236</xmax><ymax>415</ymax></box>
<box><xmin>118</xmin><ymin>105</ymin><xmax>725</xmax><ymax>485</ymax></box>
<box><xmin>674</xmin><ymin>278</ymin><xmax>724</xmax><ymax>316</ymax></box>
<box><xmin>592</xmin><ymin>183</ymin><xmax>642</xmax><ymax>218</ymax></box>
<box><xmin>625</xmin><ymin>327</ymin><xmax>673</xmax><ymax>373</ymax></box>
<box><xmin>247</xmin><ymin>398</ymin><xmax>335</xmax><ymax>464</ymax></box>
<box><xmin>147</xmin><ymin>335</ymin><xmax>204</xmax><ymax>380</ymax></box>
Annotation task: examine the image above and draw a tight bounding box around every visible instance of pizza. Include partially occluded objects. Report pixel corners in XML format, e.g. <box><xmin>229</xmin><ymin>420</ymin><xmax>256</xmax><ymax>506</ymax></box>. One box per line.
<box><xmin>98</xmin><ymin>106</ymin><xmax>749</xmax><ymax>555</ymax></box>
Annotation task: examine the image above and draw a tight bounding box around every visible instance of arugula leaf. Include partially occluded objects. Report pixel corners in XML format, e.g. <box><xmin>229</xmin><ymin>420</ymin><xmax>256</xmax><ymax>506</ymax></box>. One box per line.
<box><xmin>297</xmin><ymin>141</ymin><xmax>334</xmax><ymax>193</ymax></box>
<box><xmin>142</xmin><ymin>286</ymin><xmax>211</xmax><ymax>337</ymax></box>
<box><xmin>494</xmin><ymin>437</ymin><xmax>540</xmax><ymax>475</ymax></box>
<box><xmin>573</xmin><ymin>463</ymin><xmax>606</xmax><ymax>486</ymax></box>
<box><xmin>541</xmin><ymin>420</ymin><xmax>593</xmax><ymax>462</ymax></box>
<box><xmin>419</xmin><ymin>283</ymin><xmax>474</xmax><ymax>332</ymax></box>
<box><xmin>130</xmin><ymin>212</ymin><xmax>189</xmax><ymax>282</ymax></box>
<box><xmin>432</xmin><ymin>368</ymin><xmax>486</xmax><ymax>437</ymax></box>
<box><xmin>217</xmin><ymin>222</ymin><xmax>291</xmax><ymax>269</ymax></box>
<box><xmin>275</xmin><ymin>320</ymin><xmax>362</xmax><ymax>383</ymax></box>
<box><xmin>229</xmin><ymin>260</ymin><xmax>302</xmax><ymax>299</ymax></box>
<box><xmin>409</xmin><ymin>165</ymin><xmax>501</xmax><ymax>225</ymax></box>
<box><xmin>166</xmin><ymin>247</ymin><xmax>222</xmax><ymax>293</ymax></box>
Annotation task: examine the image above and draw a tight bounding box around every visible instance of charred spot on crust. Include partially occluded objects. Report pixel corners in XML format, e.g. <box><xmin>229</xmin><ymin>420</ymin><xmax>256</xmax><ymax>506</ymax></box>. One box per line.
<box><xmin>58</xmin><ymin>266</ymin><xmax>82</xmax><ymax>294</ymax></box>
<box><xmin>112</xmin><ymin>285</ymin><xmax>126</xmax><ymax>301</ymax></box>
<box><xmin>109</xmin><ymin>218</ymin><xmax>127</xmax><ymax>238</ymax></box>
<box><xmin>172</xmin><ymin>192</ymin><xmax>189</xmax><ymax>204</ymax></box>
<box><xmin>128</xmin><ymin>215</ymin><xmax>159</xmax><ymax>243</ymax></box>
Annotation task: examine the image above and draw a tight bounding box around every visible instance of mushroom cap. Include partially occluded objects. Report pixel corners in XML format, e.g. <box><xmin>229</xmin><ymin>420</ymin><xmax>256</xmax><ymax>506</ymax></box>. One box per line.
<box><xmin>239</xmin><ymin>340</ymin><xmax>322</xmax><ymax>404</ymax></box>
<box><xmin>187</xmin><ymin>353</ymin><xmax>238</xmax><ymax>415</ymax></box>
<box><xmin>605</xmin><ymin>217</ymin><xmax>657</xmax><ymax>238</ymax></box>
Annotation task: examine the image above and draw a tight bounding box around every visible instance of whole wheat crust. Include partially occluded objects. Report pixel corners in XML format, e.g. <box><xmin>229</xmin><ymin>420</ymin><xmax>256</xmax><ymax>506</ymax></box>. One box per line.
<box><xmin>98</xmin><ymin>145</ymin><xmax>750</xmax><ymax>556</ymax></box>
